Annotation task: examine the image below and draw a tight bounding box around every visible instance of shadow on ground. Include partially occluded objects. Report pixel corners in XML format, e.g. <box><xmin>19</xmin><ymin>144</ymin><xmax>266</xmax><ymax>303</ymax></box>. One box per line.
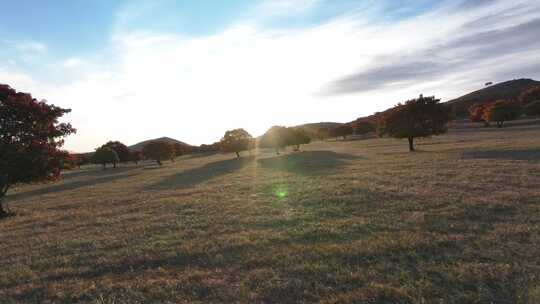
<box><xmin>61</xmin><ymin>165</ymin><xmax>143</xmax><ymax>180</ymax></box>
<box><xmin>7</xmin><ymin>170</ymin><xmax>140</xmax><ymax>202</ymax></box>
<box><xmin>257</xmin><ymin>150</ymin><xmax>363</xmax><ymax>175</ymax></box>
<box><xmin>463</xmin><ymin>148</ymin><xmax>540</xmax><ymax>161</ymax></box>
<box><xmin>147</xmin><ymin>157</ymin><xmax>254</xmax><ymax>190</ymax></box>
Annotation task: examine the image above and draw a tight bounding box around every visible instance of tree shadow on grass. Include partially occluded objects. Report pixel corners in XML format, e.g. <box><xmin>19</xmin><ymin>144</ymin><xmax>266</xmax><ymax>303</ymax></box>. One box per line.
<box><xmin>147</xmin><ymin>156</ymin><xmax>254</xmax><ymax>190</ymax></box>
<box><xmin>7</xmin><ymin>171</ymin><xmax>140</xmax><ymax>202</ymax></box>
<box><xmin>257</xmin><ymin>150</ymin><xmax>364</xmax><ymax>176</ymax></box>
<box><xmin>463</xmin><ymin>148</ymin><xmax>540</xmax><ymax>161</ymax></box>
<box><xmin>61</xmin><ymin>165</ymin><xmax>143</xmax><ymax>180</ymax></box>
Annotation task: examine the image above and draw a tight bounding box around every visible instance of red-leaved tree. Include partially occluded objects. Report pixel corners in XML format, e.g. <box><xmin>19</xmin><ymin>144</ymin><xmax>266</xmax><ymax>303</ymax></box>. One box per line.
<box><xmin>0</xmin><ymin>84</ymin><xmax>76</xmax><ymax>216</ymax></box>
<box><xmin>377</xmin><ymin>95</ymin><xmax>451</xmax><ymax>151</ymax></box>
<box><xmin>468</xmin><ymin>101</ymin><xmax>494</xmax><ymax>127</ymax></box>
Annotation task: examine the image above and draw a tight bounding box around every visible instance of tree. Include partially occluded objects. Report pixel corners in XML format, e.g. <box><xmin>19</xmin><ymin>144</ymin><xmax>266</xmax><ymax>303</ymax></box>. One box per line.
<box><xmin>315</xmin><ymin>127</ymin><xmax>330</xmax><ymax>140</ymax></box>
<box><xmin>92</xmin><ymin>147</ymin><xmax>119</xmax><ymax>169</ymax></box>
<box><xmin>102</xmin><ymin>141</ymin><xmax>130</xmax><ymax>163</ymax></box>
<box><xmin>74</xmin><ymin>153</ymin><xmax>91</xmax><ymax>168</ymax></box>
<box><xmin>289</xmin><ymin>128</ymin><xmax>311</xmax><ymax>151</ymax></box>
<box><xmin>468</xmin><ymin>101</ymin><xmax>494</xmax><ymax>127</ymax></box>
<box><xmin>524</xmin><ymin>100</ymin><xmax>540</xmax><ymax>117</ymax></box>
<box><xmin>259</xmin><ymin>126</ymin><xmax>291</xmax><ymax>155</ymax></box>
<box><xmin>353</xmin><ymin>121</ymin><xmax>375</xmax><ymax>135</ymax></box>
<box><xmin>130</xmin><ymin>151</ymin><xmax>143</xmax><ymax>164</ymax></box>
<box><xmin>0</xmin><ymin>84</ymin><xmax>76</xmax><ymax>216</ymax></box>
<box><xmin>377</xmin><ymin>95</ymin><xmax>451</xmax><ymax>152</ymax></box>
<box><xmin>519</xmin><ymin>86</ymin><xmax>540</xmax><ymax>104</ymax></box>
<box><xmin>485</xmin><ymin>100</ymin><xmax>522</xmax><ymax>128</ymax></box>
<box><xmin>219</xmin><ymin>128</ymin><xmax>253</xmax><ymax>158</ymax></box>
<box><xmin>329</xmin><ymin>125</ymin><xmax>353</xmax><ymax>140</ymax></box>
<box><xmin>173</xmin><ymin>143</ymin><xmax>187</xmax><ymax>157</ymax></box>
<box><xmin>142</xmin><ymin>141</ymin><xmax>175</xmax><ymax>166</ymax></box>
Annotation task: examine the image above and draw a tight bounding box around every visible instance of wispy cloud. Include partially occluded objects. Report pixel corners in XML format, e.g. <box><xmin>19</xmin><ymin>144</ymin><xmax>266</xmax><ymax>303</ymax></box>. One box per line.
<box><xmin>1</xmin><ymin>0</ymin><xmax>540</xmax><ymax>152</ymax></box>
<box><xmin>325</xmin><ymin>0</ymin><xmax>540</xmax><ymax>95</ymax></box>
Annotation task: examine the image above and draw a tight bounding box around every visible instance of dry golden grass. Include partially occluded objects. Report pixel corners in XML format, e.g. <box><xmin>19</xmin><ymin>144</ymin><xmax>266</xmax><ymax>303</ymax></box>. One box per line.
<box><xmin>2</xmin><ymin>121</ymin><xmax>540</xmax><ymax>303</ymax></box>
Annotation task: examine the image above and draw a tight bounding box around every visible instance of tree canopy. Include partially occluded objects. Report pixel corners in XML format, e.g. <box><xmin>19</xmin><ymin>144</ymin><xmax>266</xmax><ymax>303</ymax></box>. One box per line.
<box><xmin>288</xmin><ymin>128</ymin><xmax>311</xmax><ymax>151</ymax></box>
<box><xmin>353</xmin><ymin>121</ymin><xmax>375</xmax><ymax>135</ymax></box>
<box><xmin>519</xmin><ymin>86</ymin><xmax>540</xmax><ymax>104</ymax></box>
<box><xmin>142</xmin><ymin>141</ymin><xmax>175</xmax><ymax>166</ymax></box>
<box><xmin>259</xmin><ymin>126</ymin><xmax>292</xmax><ymax>154</ymax></box>
<box><xmin>377</xmin><ymin>95</ymin><xmax>451</xmax><ymax>151</ymax></box>
<box><xmin>219</xmin><ymin>128</ymin><xmax>253</xmax><ymax>158</ymax></box>
<box><xmin>468</xmin><ymin>101</ymin><xmax>495</xmax><ymax>126</ymax></box>
<box><xmin>485</xmin><ymin>100</ymin><xmax>522</xmax><ymax>128</ymax></box>
<box><xmin>101</xmin><ymin>141</ymin><xmax>130</xmax><ymax>163</ymax></box>
<box><xmin>0</xmin><ymin>84</ymin><xmax>75</xmax><ymax>215</ymax></box>
<box><xmin>92</xmin><ymin>147</ymin><xmax>119</xmax><ymax>169</ymax></box>
<box><xmin>329</xmin><ymin>125</ymin><xmax>353</xmax><ymax>139</ymax></box>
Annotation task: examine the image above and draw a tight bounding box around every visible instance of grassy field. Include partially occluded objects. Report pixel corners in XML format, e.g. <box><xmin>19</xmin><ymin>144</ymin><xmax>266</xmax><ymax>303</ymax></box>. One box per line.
<box><xmin>2</xmin><ymin>121</ymin><xmax>540</xmax><ymax>303</ymax></box>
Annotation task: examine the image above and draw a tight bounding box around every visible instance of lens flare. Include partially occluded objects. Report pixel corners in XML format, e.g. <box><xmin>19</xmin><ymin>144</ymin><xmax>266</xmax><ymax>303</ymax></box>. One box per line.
<box><xmin>275</xmin><ymin>186</ymin><xmax>288</xmax><ymax>198</ymax></box>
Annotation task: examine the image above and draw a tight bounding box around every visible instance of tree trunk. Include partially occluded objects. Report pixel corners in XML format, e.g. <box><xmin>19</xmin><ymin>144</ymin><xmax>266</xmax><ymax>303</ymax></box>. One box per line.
<box><xmin>235</xmin><ymin>151</ymin><xmax>240</xmax><ymax>158</ymax></box>
<box><xmin>408</xmin><ymin>136</ymin><xmax>415</xmax><ymax>152</ymax></box>
<box><xmin>0</xmin><ymin>175</ymin><xmax>10</xmax><ymax>217</ymax></box>
<box><xmin>113</xmin><ymin>162</ymin><xmax>117</xmax><ymax>168</ymax></box>
<box><xmin>157</xmin><ymin>159</ymin><xmax>162</xmax><ymax>166</ymax></box>
<box><xmin>102</xmin><ymin>163</ymin><xmax>106</xmax><ymax>169</ymax></box>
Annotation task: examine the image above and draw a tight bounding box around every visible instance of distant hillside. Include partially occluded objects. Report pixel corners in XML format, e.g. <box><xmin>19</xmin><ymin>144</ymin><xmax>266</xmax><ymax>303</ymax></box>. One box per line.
<box><xmin>295</xmin><ymin>122</ymin><xmax>342</xmax><ymax>132</ymax></box>
<box><xmin>129</xmin><ymin>137</ymin><xmax>192</xmax><ymax>152</ymax></box>
<box><xmin>446</xmin><ymin>78</ymin><xmax>540</xmax><ymax>117</ymax></box>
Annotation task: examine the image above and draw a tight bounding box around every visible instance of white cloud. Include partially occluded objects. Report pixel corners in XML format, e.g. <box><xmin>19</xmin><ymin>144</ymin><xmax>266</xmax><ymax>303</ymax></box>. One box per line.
<box><xmin>2</xmin><ymin>0</ymin><xmax>540</xmax><ymax>152</ymax></box>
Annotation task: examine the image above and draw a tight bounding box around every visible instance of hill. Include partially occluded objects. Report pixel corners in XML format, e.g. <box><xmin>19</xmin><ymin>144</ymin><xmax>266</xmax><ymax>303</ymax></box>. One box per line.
<box><xmin>129</xmin><ymin>137</ymin><xmax>192</xmax><ymax>152</ymax></box>
<box><xmin>446</xmin><ymin>78</ymin><xmax>540</xmax><ymax>117</ymax></box>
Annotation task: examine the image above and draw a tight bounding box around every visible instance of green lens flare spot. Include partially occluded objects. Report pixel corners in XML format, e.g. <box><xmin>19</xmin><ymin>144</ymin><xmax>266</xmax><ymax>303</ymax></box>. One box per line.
<box><xmin>275</xmin><ymin>187</ymin><xmax>288</xmax><ymax>199</ymax></box>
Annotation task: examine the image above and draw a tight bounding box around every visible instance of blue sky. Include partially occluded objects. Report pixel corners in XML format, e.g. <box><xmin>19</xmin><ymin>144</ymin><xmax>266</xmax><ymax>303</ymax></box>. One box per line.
<box><xmin>1</xmin><ymin>0</ymin><xmax>539</xmax><ymax>152</ymax></box>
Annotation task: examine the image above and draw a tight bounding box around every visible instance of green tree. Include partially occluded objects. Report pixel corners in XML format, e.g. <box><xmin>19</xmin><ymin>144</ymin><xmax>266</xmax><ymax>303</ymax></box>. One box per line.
<box><xmin>219</xmin><ymin>128</ymin><xmax>253</xmax><ymax>158</ymax></box>
<box><xmin>259</xmin><ymin>126</ymin><xmax>291</xmax><ymax>155</ymax></box>
<box><xmin>289</xmin><ymin>128</ymin><xmax>311</xmax><ymax>151</ymax></box>
<box><xmin>92</xmin><ymin>147</ymin><xmax>119</xmax><ymax>169</ymax></box>
<box><xmin>377</xmin><ymin>95</ymin><xmax>451</xmax><ymax>151</ymax></box>
<box><xmin>486</xmin><ymin>100</ymin><xmax>522</xmax><ymax>128</ymax></box>
<box><xmin>101</xmin><ymin>141</ymin><xmax>130</xmax><ymax>163</ymax></box>
<box><xmin>0</xmin><ymin>84</ymin><xmax>76</xmax><ymax>216</ymax></box>
<box><xmin>142</xmin><ymin>141</ymin><xmax>175</xmax><ymax>166</ymax></box>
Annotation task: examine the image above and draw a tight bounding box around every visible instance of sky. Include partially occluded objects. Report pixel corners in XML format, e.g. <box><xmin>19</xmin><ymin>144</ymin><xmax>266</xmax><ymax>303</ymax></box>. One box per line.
<box><xmin>1</xmin><ymin>0</ymin><xmax>540</xmax><ymax>152</ymax></box>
